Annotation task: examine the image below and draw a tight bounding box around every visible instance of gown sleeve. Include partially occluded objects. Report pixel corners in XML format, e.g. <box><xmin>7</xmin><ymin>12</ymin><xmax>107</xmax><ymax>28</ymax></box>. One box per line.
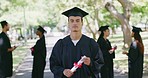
<box><xmin>128</xmin><ymin>42</ymin><xmax>139</xmax><ymax>63</ymax></box>
<box><xmin>0</xmin><ymin>36</ymin><xmax>8</xmax><ymax>52</ymax></box>
<box><xmin>31</xmin><ymin>40</ymin><xmax>40</xmax><ymax>56</ymax></box>
<box><xmin>89</xmin><ymin>39</ymin><xmax>104</xmax><ymax>77</ymax></box>
<box><xmin>31</xmin><ymin>37</ymin><xmax>45</xmax><ymax>56</ymax></box>
<box><xmin>0</xmin><ymin>36</ymin><xmax>2</xmax><ymax>64</ymax></box>
<box><xmin>108</xmin><ymin>40</ymin><xmax>115</xmax><ymax>59</ymax></box>
<box><xmin>50</xmin><ymin>39</ymin><xmax>65</xmax><ymax>77</ymax></box>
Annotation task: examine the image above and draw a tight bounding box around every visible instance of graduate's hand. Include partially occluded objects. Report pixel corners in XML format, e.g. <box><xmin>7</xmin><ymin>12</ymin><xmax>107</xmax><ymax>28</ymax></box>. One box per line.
<box><xmin>14</xmin><ymin>46</ymin><xmax>17</xmax><ymax>49</ymax></box>
<box><xmin>8</xmin><ymin>46</ymin><xmax>17</xmax><ymax>52</ymax></box>
<box><xmin>12</xmin><ymin>46</ymin><xmax>17</xmax><ymax>51</ymax></box>
<box><xmin>109</xmin><ymin>50</ymin><xmax>114</xmax><ymax>54</ymax></box>
<box><xmin>13</xmin><ymin>46</ymin><xmax>17</xmax><ymax>50</ymax></box>
<box><xmin>83</xmin><ymin>57</ymin><xmax>91</xmax><ymax>66</ymax></box>
<box><xmin>122</xmin><ymin>51</ymin><xmax>128</xmax><ymax>55</ymax></box>
<box><xmin>63</xmin><ymin>69</ymin><xmax>73</xmax><ymax>77</ymax></box>
<box><xmin>30</xmin><ymin>47</ymin><xmax>34</xmax><ymax>51</ymax></box>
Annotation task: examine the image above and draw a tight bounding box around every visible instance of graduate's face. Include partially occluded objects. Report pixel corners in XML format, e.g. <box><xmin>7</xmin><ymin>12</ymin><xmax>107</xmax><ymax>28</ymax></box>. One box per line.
<box><xmin>131</xmin><ymin>32</ymin><xmax>134</xmax><ymax>37</ymax></box>
<box><xmin>36</xmin><ymin>30</ymin><xmax>41</xmax><ymax>36</ymax></box>
<box><xmin>5</xmin><ymin>24</ymin><xmax>10</xmax><ymax>31</ymax></box>
<box><xmin>103</xmin><ymin>29</ymin><xmax>110</xmax><ymax>37</ymax></box>
<box><xmin>68</xmin><ymin>16</ymin><xmax>83</xmax><ymax>32</ymax></box>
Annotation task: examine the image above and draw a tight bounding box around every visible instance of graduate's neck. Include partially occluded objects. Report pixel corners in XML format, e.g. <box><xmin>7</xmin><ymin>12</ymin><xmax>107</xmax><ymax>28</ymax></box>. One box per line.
<box><xmin>103</xmin><ymin>35</ymin><xmax>107</xmax><ymax>40</ymax></box>
<box><xmin>70</xmin><ymin>32</ymin><xmax>82</xmax><ymax>40</ymax></box>
<box><xmin>39</xmin><ymin>34</ymin><xmax>43</xmax><ymax>38</ymax></box>
<box><xmin>2</xmin><ymin>29</ymin><xmax>7</xmax><ymax>33</ymax></box>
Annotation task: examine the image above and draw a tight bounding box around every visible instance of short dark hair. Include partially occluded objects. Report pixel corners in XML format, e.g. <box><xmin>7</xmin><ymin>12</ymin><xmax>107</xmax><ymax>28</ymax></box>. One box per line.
<box><xmin>0</xmin><ymin>21</ymin><xmax>8</xmax><ymax>28</ymax></box>
<box><xmin>68</xmin><ymin>18</ymin><xmax>83</xmax><ymax>22</ymax></box>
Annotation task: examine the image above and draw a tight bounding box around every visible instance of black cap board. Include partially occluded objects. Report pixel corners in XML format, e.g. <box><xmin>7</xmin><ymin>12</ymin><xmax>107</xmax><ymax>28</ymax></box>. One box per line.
<box><xmin>62</xmin><ymin>7</ymin><xmax>88</xmax><ymax>17</ymax></box>
<box><xmin>37</xmin><ymin>26</ymin><xmax>46</xmax><ymax>33</ymax></box>
<box><xmin>98</xmin><ymin>25</ymin><xmax>109</xmax><ymax>31</ymax></box>
<box><xmin>132</xmin><ymin>26</ymin><xmax>142</xmax><ymax>33</ymax></box>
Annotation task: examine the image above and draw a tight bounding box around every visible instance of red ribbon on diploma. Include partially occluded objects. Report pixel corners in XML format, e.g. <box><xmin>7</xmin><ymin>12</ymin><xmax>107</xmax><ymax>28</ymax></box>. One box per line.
<box><xmin>110</xmin><ymin>46</ymin><xmax>117</xmax><ymax>51</ymax></box>
<box><xmin>31</xmin><ymin>48</ymin><xmax>34</xmax><ymax>52</ymax></box>
<box><xmin>74</xmin><ymin>62</ymin><xmax>82</xmax><ymax>68</ymax></box>
<box><xmin>68</xmin><ymin>62</ymin><xmax>83</xmax><ymax>78</ymax></box>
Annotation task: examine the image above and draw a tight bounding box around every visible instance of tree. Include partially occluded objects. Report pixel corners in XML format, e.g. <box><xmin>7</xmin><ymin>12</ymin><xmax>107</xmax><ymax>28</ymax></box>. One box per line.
<box><xmin>54</xmin><ymin>0</ymin><xmax>108</xmax><ymax>40</ymax></box>
<box><xmin>0</xmin><ymin>0</ymin><xmax>11</xmax><ymax>17</ymax></box>
<box><xmin>105</xmin><ymin>0</ymin><xmax>132</xmax><ymax>47</ymax></box>
<box><xmin>131</xmin><ymin>2</ymin><xmax>148</xmax><ymax>30</ymax></box>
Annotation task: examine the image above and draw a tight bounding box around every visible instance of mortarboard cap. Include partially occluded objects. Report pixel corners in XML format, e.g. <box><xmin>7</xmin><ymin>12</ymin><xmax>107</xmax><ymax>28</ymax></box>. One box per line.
<box><xmin>62</xmin><ymin>7</ymin><xmax>88</xmax><ymax>17</ymax></box>
<box><xmin>0</xmin><ymin>20</ymin><xmax>8</xmax><ymax>27</ymax></box>
<box><xmin>132</xmin><ymin>26</ymin><xmax>142</xmax><ymax>33</ymax></box>
<box><xmin>37</xmin><ymin>26</ymin><xmax>47</xmax><ymax>33</ymax></box>
<box><xmin>98</xmin><ymin>25</ymin><xmax>109</xmax><ymax>31</ymax></box>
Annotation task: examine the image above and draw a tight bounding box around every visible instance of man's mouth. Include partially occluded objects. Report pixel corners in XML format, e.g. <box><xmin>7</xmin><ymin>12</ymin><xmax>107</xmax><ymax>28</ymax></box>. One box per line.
<box><xmin>72</xmin><ymin>26</ymin><xmax>78</xmax><ymax>28</ymax></box>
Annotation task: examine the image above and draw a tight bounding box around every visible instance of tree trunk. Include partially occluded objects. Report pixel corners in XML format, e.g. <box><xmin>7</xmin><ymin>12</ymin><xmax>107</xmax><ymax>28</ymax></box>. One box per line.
<box><xmin>112</xmin><ymin>28</ymin><xmax>116</xmax><ymax>34</ymax></box>
<box><xmin>85</xmin><ymin>17</ymin><xmax>96</xmax><ymax>40</ymax></box>
<box><xmin>145</xmin><ymin>19</ymin><xmax>148</xmax><ymax>31</ymax></box>
<box><xmin>121</xmin><ymin>23</ymin><xmax>131</xmax><ymax>47</ymax></box>
<box><xmin>105</xmin><ymin>0</ymin><xmax>132</xmax><ymax>47</ymax></box>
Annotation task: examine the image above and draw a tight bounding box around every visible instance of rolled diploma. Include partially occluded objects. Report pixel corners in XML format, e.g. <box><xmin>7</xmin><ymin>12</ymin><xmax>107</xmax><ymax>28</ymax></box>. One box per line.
<box><xmin>109</xmin><ymin>45</ymin><xmax>117</xmax><ymax>54</ymax></box>
<box><xmin>70</xmin><ymin>56</ymin><xmax>86</xmax><ymax>72</ymax></box>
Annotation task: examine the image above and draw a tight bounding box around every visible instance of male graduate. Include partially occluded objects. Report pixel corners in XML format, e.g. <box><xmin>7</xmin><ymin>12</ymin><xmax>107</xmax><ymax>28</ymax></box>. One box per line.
<box><xmin>0</xmin><ymin>21</ymin><xmax>17</xmax><ymax>78</ymax></box>
<box><xmin>50</xmin><ymin>7</ymin><xmax>104</xmax><ymax>78</ymax></box>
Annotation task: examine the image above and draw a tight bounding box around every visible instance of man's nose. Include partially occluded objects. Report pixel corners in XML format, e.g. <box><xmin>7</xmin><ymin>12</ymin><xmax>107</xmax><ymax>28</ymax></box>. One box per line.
<box><xmin>73</xmin><ymin>21</ymin><xmax>77</xmax><ymax>24</ymax></box>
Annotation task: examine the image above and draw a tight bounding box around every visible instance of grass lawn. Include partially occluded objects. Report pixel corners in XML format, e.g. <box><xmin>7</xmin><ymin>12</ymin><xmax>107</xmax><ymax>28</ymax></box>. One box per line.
<box><xmin>12</xmin><ymin>40</ymin><xmax>36</xmax><ymax>71</ymax></box>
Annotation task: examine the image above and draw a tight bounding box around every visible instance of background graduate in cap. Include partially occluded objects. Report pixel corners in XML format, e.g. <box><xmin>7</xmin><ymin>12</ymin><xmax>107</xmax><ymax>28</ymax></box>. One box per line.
<box><xmin>50</xmin><ymin>7</ymin><xmax>104</xmax><ymax>78</ymax></box>
<box><xmin>0</xmin><ymin>20</ymin><xmax>17</xmax><ymax>78</ymax></box>
<box><xmin>30</xmin><ymin>26</ymin><xmax>47</xmax><ymax>78</ymax></box>
<box><xmin>123</xmin><ymin>26</ymin><xmax>144</xmax><ymax>78</ymax></box>
<box><xmin>97</xmin><ymin>25</ymin><xmax>115</xmax><ymax>78</ymax></box>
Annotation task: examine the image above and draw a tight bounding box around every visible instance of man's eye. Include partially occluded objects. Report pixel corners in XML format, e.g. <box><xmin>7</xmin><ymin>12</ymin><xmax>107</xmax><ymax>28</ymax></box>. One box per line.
<box><xmin>70</xmin><ymin>20</ymin><xmax>74</xmax><ymax>22</ymax></box>
<box><xmin>76</xmin><ymin>19</ymin><xmax>80</xmax><ymax>22</ymax></box>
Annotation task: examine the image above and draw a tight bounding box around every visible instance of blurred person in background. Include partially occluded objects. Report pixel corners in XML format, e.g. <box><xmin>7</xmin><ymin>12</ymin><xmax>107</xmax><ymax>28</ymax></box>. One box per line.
<box><xmin>0</xmin><ymin>20</ymin><xmax>17</xmax><ymax>78</ymax></box>
<box><xmin>123</xmin><ymin>26</ymin><xmax>144</xmax><ymax>78</ymax></box>
<box><xmin>97</xmin><ymin>25</ymin><xmax>115</xmax><ymax>78</ymax></box>
<box><xmin>30</xmin><ymin>26</ymin><xmax>47</xmax><ymax>78</ymax></box>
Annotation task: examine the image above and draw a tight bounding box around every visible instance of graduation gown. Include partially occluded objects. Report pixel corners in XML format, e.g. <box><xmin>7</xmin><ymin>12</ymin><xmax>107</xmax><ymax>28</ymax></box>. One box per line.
<box><xmin>128</xmin><ymin>41</ymin><xmax>143</xmax><ymax>78</ymax></box>
<box><xmin>97</xmin><ymin>37</ymin><xmax>115</xmax><ymax>78</ymax></box>
<box><xmin>0</xmin><ymin>32</ymin><xmax>13</xmax><ymax>77</ymax></box>
<box><xmin>31</xmin><ymin>35</ymin><xmax>46</xmax><ymax>78</ymax></box>
<box><xmin>50</xmin><ymin>35</ymin><xmax>104</xmax><ymax>78</ymax></box>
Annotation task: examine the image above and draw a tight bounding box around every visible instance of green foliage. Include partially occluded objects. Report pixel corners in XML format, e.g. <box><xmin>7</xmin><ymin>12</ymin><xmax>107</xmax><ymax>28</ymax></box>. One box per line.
<box><xmin>0</xmin><ymin>0</ymin><xmax>11</xmax><ymax>16</ymax></box>
<box><xmin>131</xmin><ymin>2</ymin><xmax>148</xmax><ymax>25</ymax></box>
<box><xmin>10</xmin><ymin>0</ymin><xmax>28</xmax><ymax>7</ymax></box>
<box><xmin>132</xmin><ymin>2</ymin><xmax>148</xmax><ymax>14</ymax></box>
<box><xmin>99</xmin><ymin>8</ymin><xmax>120</xmax><ymax>29</ymax></box>
<box><xmin>39</xmin><ymin>19</ymin><xmax>57</xmax><ymax>29</ymax></box>
<box><xmin>0</xmin><ymin>0</ymin><xmax>147</xmax><ymax>33</ymax></box>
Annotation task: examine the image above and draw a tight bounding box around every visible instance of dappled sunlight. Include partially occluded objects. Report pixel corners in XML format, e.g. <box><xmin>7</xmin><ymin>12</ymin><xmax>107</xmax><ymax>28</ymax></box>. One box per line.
<box><xmin>0</xmin><ymin>0</ymin><xmax>148</xmax><ymax>78</ymax></box>
<box><xmin>16</xmin><ymin>73</ymin><xmax>25</xmax><ymax>76</ymax></box>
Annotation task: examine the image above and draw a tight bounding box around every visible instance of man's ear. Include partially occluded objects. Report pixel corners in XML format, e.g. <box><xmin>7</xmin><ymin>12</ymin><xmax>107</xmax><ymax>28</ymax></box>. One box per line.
<box><xmin>3</xmin><ymin>25</ymin><xmax>7</xmax><ymax>28</ymax></box>
<box><xmin>103</xmin><ymin>30</ymin><xmax>105</xmax><ymax>33</ymax></box>
<box><xmin>68</xmin><ymin>22</ymin><xmax>71</xmax><ymax>30</ymax></box>
<box><xmin>81</xmin><ymin>20</ymin><xmax>83</xmax><ymax>26</ymax></box>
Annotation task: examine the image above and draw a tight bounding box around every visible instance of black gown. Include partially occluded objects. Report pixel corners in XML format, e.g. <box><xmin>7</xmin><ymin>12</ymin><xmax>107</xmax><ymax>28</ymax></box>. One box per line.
<box><xmin>50</xmin><ymin>35</ymin><xmax>104</xmax><ymax>78</ymax></box>
<box><xmin>31</xmin><ymin>35</ymin><xmax>46</xmax><ymax>78</ymax></box>
<box><xmin>128</xmin><ymin>41</ymin><xmax>143</xmax><ymax>78</ymax></box>
<box><xmin>97</xmin><ymin>37</ymin><xmax>115</xmax><ymax>78</ymax></box>
<box><xmin>0</xmin><ymin>32</ymin><xmax>13</xmax><ymax>77</ymax></box>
